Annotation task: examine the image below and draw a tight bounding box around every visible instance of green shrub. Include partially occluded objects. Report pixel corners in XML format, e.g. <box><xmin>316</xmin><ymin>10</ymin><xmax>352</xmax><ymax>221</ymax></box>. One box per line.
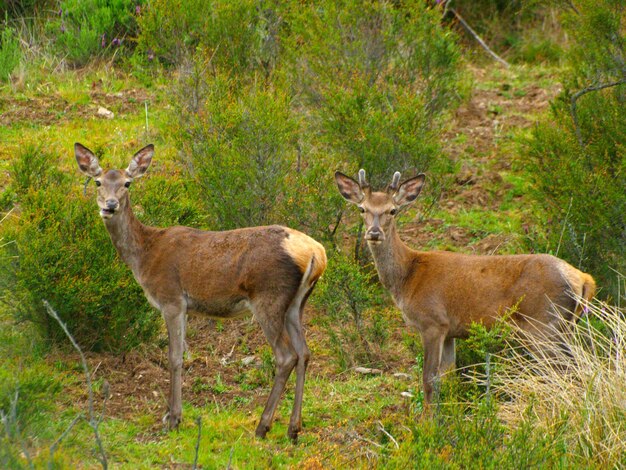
<box><xmin>47</xmin><ymin>0</ymin><xmax>143</xmax><ymax>66</ymax></box>
<box><xmin>0</xmin><ymin>24</ymin><xmax>20</xmax><ymax>81</ymax></box>
<box><xmin>524</xmin><ymin>0</ymin><xmax>625</xmax><ymax>298</ymax></box>
<box><xmin>0</xmin><ymin>145</ymin><xmax>202</xmax><ymax>351</ymax></box>
<box><xmin>137</xmin><ymin>0</ymin><xmax>279</xmax><ymax>72</ymax></box>
<box><xmin>388</xmin><ymin>399</ymin><xmax>572</xmax><ymax>468</ymax></box>
<box><xmin>176</xmin><ymin>73</ymin><xmax>297</xmax><ymax>230</ymax></box>
<box><xmin>312</xmin><ymin>251</ymin><xmax>386</xmax><ymax>369</ymax></box>
<box><xmin>285</xmin><ymin>0</ymin><xmax>462</xmax><ymax>186</ymax></box>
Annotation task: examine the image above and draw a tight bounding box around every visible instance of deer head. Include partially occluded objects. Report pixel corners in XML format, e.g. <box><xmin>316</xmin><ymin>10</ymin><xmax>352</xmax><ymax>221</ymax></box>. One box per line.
<box><xmin>75</xmin><ymin>143</ymin><xmax>154</xmax><ymax>219</ymax></box>
<box><xmin>335</xmin><ymin>169</ymin><xmax>425</xmax><ymax>242</ymax></box>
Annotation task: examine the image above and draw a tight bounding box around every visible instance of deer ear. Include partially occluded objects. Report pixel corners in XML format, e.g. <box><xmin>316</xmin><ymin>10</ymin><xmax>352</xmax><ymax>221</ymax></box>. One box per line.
<box><xmin>126</xmin><ymin>144</ymin><xmax>154</xmax><ymax>178</ymax></box>
<box><xmin>335</xmin><ymin>171</ymin><xmax>365</xmax><ymax>204</ymax></box>
<box><xmin>75</xmin><ymin>143</ymin><xmax>102</xmax><ymax>177</ymax></box>
<box><xmin>393</xmin><ymin>174</ymin><xmax>425</xmax><ymax>207</ymax></box>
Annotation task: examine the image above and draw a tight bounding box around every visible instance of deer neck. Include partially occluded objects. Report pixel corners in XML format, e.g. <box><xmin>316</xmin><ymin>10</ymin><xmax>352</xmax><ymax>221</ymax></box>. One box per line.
<box><xmin>102</xmin><ymin>194</ymin><xmax>151</xmax><ymax>276</ymax></box>
<box><xmin>367</xmin><ymin>223</ymin><xmax>414</xmax><ymax>302</ymax></box>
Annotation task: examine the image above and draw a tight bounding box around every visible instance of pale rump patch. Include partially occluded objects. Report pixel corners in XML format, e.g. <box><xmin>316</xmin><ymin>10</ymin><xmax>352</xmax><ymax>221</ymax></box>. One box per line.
<box><xmin>282</xmin><ymin>228</ymin><xmax>327</xmax><ymax>283</ymax></box>
<box><xmin>555</xmin><ymin>258</ymin><xmax>596</xmax><ymax>315</ymax></box>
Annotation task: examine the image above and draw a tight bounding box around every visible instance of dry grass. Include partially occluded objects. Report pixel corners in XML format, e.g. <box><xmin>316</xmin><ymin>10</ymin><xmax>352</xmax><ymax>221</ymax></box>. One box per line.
<box><xmin>490</xmin><ymin>295</ymin><xmax>626</xmax><ymax>466</ymax></box>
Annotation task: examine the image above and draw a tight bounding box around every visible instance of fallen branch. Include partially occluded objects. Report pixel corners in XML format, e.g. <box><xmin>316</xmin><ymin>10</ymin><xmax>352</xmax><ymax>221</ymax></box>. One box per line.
<box><xmin>450</xmin><ymin>8</ymin><xmax>510</xmax><ymax>68</ymax></box>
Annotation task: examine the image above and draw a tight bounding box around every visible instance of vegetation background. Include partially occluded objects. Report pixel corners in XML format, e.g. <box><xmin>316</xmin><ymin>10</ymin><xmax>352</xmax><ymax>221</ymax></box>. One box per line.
<box><xmin>0</xmin><ymin>0</ymin><xmax>624</xmax><ymax>468</ymax></box>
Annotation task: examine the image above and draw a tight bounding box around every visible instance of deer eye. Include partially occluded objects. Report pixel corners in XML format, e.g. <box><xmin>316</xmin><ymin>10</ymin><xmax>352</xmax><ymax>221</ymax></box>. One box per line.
<box><xmin>95</xmin><ymin>180</ymin><xmax>101</xmax><ymax>187</ymax></box>
<box><xmin>358</xmin><ymin>206</ymin><xmax>365</xmax><ymax>213</ymax></box>
<box><xmin>124</xmin><ymin>181</ymin><xmax>131</xmax><ymax>188</ymax></box>
<box><xmin>389</xmin><ymin>208</ymin><xmax>397</xmax><ymax>216</ymax></box>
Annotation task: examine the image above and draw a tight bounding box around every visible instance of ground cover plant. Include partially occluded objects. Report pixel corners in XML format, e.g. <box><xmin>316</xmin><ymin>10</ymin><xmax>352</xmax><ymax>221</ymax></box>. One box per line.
<box><xmin>0</xmin><ymin>1</ymin><xmax>624</xmax><ymax>468</ymax></box>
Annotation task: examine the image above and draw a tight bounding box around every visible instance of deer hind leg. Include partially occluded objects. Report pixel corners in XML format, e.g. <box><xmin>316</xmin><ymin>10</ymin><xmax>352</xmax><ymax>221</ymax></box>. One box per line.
<box><xmin>162</xmin><ymin>302</ymin><xmax>187</xmax><ymax>430</ymax></box>
<box><xmin>285</xmin><ymin>285</ymin><xmax>316</xmax><ymax>443</ymax></box>
<box><xmin>253</xmin><ymin>298</ymin><xmax>298</xmax><ymax>439</ymax></box>
<box><xmin>420</xmin><ymin>325</ymin><xmax>447</xmax><ymax>406</ymax></box>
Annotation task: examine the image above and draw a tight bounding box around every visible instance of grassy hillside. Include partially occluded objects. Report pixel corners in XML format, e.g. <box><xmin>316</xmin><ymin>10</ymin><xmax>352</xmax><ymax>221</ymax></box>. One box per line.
<box><xmin>1</xmin><ymin>1</ymin><xmax>624</xmax><ymax>468</ymax></box>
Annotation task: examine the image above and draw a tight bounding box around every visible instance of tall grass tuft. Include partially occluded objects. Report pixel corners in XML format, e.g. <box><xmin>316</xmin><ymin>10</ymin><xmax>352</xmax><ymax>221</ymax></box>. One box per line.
<box><xmin>491</xmin><ymin>294</ymin><xmax>626</xmax><ymax>467</ymax></box>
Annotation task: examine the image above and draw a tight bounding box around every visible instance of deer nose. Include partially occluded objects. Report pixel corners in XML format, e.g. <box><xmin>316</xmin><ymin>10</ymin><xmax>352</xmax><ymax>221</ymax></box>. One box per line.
<box><xmin>366</xmin><ymin>228</ymin><xmax>383</xmax><ymax>241</ymax></box>
<box><xmin>106</xmin><ymin>199</ymin><xmax>119</xmax><ymax>210</ymax></box>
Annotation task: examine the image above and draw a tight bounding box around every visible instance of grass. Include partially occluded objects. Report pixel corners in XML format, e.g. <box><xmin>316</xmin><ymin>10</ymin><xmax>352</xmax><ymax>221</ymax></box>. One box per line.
<box><xmin>491</xmin><ymin>296</ymin><xmax>626</xmax><ymax>467</ymax></box>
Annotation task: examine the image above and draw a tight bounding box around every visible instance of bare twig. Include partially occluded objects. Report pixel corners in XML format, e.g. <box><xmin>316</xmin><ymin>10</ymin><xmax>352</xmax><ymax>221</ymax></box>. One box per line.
<box><xmin>226</xmin><ymin>432</ymin><xmax>244</xmax><ymax>470</ymax></box>
<box><xmin>43</xmin><ymin>300</ymin><xmax>108</xmax><ymax>469</ymax></box>
<box><xmin>377</xmin><ymin>421</ymin><xmax>399</xmax><ymax>449</ymax></box>
<box><xmin>192</xmin><ymin>416</ymin><xmax>202</xmax><ymax>470</ymax></box>
<box><xmin>570</xmin><ymin>79</ymin><xmax>626</xmax><ymax>149</ymax></box>
<box><xmin>144</xmin><ymin>101</ymin><xmax>150</xmax><ymax>141</ymax></box>
<box><xmin>49</xmin><ymin>413</ymin><xmax>83</xmax><ymax>466</ymax></box>
<box><xmin>450</xmin><ymin>8</ymin><xmax>510</xmax><ymax>68</ymax></box>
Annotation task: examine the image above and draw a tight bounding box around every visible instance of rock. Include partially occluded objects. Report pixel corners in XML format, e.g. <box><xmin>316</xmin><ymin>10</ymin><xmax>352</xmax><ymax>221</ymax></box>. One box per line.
<box><xmin>97</xmin><ymin>106</ymin><xmax>114</xmax><ymax>119</ymax></box>
<box><xmin>354</xmin><ymin>366</ymin><xmax>383</xmax><ymax>375</ymax></box>
<box><xmin>393</xmin><ymin>372</ymin><xmax>411</xmax><ymax>380</ymax></box>
<box><xmin>241</xmin><ymin>355</ymin><xmax>257</xmax><ymax>366</ymax></box>
<box><xmin>400</xmin><ymin>391</ymin><xmax>414</xmax><ymax>398</ymax></box>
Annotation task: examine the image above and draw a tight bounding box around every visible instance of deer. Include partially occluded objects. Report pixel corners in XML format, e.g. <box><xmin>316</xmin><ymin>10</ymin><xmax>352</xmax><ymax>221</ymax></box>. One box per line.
<box><xmin>335</xmin><ymin>169</ymin><xmax>596</xmax><ymax>405</ymax></box>
<box><xmin>75</xmin><ymin>142</ymin><xmax>327</xmax><ymax>443</ymax></box>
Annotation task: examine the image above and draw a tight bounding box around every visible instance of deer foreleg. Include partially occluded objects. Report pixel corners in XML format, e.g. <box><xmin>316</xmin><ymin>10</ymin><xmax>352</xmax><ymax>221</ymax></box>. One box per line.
<box><xmin>421</xmin><ymin>326</ymin><xmax>447</xmax><ymax>405</ymax></box>
<box><xmin>163</xmin><ymin>305</ymin><xmax>186</xmax><ymax>430</ymax></box>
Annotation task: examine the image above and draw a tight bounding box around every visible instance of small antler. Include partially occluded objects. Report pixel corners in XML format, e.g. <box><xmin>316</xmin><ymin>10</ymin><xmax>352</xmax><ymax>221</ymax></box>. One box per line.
<box><xmin>389</xmin><ymin>171</ymin><xmax>401</xmax><ymax>192</ymax></box>
<box><xmin>358</xmin><ymin>169</ymin><xmax>369</xmax><ymax>188</ymax></box>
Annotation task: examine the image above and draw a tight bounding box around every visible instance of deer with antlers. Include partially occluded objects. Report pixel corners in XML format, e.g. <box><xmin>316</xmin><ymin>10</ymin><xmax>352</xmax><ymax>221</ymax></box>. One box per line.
<box><xmin>335</xmin><ymin>169</ymin><xmax>595</xmax><ymax>404</ymax></box>
<box><xmin>75</xmin><ymin>143</ymin><xmax>326</xmax><ymax>442</ymax></box>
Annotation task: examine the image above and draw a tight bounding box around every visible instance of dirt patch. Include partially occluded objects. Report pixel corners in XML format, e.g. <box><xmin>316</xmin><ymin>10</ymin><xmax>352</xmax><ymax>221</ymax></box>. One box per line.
<box><xmin>402</xmin><ymin>66</ymin><xmax>561</xmax><ymax>250</ymax></box>
<box><xmin>0</xmin><ymin>88</ymin><xmax>154</xmax><ymax>127</ymax></box>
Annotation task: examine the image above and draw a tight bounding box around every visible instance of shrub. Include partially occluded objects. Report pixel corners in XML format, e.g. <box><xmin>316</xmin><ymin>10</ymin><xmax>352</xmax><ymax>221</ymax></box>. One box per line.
<box><xmin>137</xmin><ymin>0</ymin><xmax>279</xmax><ymax>72</ymax></box>
<box><xmin>164</xmin><ymin>0</ymin><xmax>463</xmax><ymax>244</ymax></box>
<box><xmin>285</xmin><ymin>0</ymin><xmax>462</xmax><ymax>186</ymax></box>
<box><xmin>176</xmin><ymin>72</ymin><xmax>298</xmax><ymax>230</ymax></box>
<box><xmin>47</xmin><ymin>0</ymin><xmax>144</xmax><ymax>66</ymax></box>
<box><xmin>524</xmin><ymin>0</ymin><xmax>625</xmax><ymax>298</ymax></box>
<box><xmin>312</xmin><ymin>251</ymin><xmax>386</xmax><ymax>369</ymax></box>
<box><xmin>0</xmin><ymin>24</ymin><xmax>20</xmax><ymax>81</ymax></box>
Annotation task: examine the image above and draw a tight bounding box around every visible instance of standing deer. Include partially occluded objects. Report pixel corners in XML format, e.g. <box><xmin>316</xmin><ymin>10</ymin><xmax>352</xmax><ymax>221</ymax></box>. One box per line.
<box><xmin>75</xmin><ymin>143</ymin><xmax>326</xmax><ymax>442</ymax></box>
<box><xmin>335</xmin><ymin>169</ymin><xmax>596</xmax><ymax>404</ymax></box>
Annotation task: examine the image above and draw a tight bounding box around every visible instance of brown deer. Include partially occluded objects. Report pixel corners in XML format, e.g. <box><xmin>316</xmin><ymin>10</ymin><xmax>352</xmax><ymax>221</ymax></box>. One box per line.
<box><xmin>75</xmin><ymin>143</ymin><xmax>326</xmax><ymax>442</ymax></box>
<box><xmin>335</xmin><ymin>169</ymin><xmax>596</xmax><ymax>404</ymax></box>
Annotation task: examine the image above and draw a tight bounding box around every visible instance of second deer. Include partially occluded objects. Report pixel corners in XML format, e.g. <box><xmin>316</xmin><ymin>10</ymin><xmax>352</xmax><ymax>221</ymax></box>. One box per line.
<box><xmin>76</xmin><ymin>143</ymin><xmax>326</xmax><ymax>442</ymax></box>
<box><xmin>335</xmin><ymin>169</ymin><xmax>595</xmax><ymax>404</ymax></box>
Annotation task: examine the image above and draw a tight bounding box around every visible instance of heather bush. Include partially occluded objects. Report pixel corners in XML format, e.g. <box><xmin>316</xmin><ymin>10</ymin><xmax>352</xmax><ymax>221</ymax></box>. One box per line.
<box><xmin>47</xmin><ymin>0</ymin><xmax>144</xmax><ymax>66</ymax></box>
<box><xmin>311</xmin><ymin>251</ymin><xmax>386</xmax><ymax>370</ymax></box>
<box><xmin>524</xmin><ymin>0</ymin><xmax>625</xmax><ymax>298</ymax></box>
<box><xmin>285</xmin><ymin>0</ymin><xmax>462</xmax><ymax>186</ymax></box>
<box><xmin>137</xmin><ymin>0</ymin><xmax>279</xmax><ymax>72</ymax></box>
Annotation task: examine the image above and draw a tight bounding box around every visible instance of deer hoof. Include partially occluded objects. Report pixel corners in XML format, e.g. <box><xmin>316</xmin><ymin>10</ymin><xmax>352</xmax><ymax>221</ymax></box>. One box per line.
<box><xmin>255</xmin><ymin>423</ymin><xmax>270</xmax><ymax>439</ymax></box>
<box><xmin>287</xmin><ymin>426</ymin><xmax>299</xmax><ymax>444</ymax></box>
<box><xmin>162</xmin><ymin>411</ymin><xmax>182</xmax><ymax>430</ymax></box>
